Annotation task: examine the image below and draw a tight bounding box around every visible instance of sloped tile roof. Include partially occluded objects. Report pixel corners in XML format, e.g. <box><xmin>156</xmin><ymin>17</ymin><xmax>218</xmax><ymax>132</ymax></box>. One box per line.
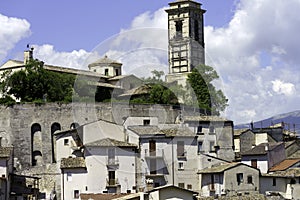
<box><xmin>0</xmin><ymin>147</ymin><xmax>13</xmax><ymax>158</ymax></box>
<box><xmin>241</xmin><ymin>142</ymin><xmax>282</xmax><ymax>156</ymax></box>
<box><xmin>288</xmin><ymin>149</ymin><xmax>300</xmax><ymax>159</ymax></box>
<box><xmin>184</xmin><ymin>115</ymin><xmax>231</xmax><ymax>122</ymax></box>
<box><xmin>263</xmin><ymin>168</ymin><xmax>300</xmax><ymax>177</ymax></box>
<box><xmin>269</xmin><ymin>159</ymin><xmax>300</xmax><ymax>172</ymax></box>
<box><xmin>84</xmin><ymin>138</ymin><xmax>137</xmax><ymax>147</ymax></box>
<box><xmin>128</xmin><ymin>125</ymin><xmax>195</xmax><ymax>137</ymax></box>
<box><xmin>198</xmin><ymin>162</ymin><xmax>240</xmax><ymax>174</ymax></box>
<box><xmin>60</xmin><ymin>157</ymin><xmax>86</xmax><ymax>169</ymax></box>
<box><xmin>80</xmin><ymin>193</ymin><xmax>128</xmax><ymax>200</ymax></box>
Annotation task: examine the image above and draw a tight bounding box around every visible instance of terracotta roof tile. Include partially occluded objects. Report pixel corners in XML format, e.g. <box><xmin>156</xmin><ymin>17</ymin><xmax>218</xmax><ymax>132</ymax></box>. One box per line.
<box><xmin>241</xmin><ymin>142</ymin><xmax>282</xmax><ymax>156</ymax></box>
<box><xmin>84</xmin><ymin>138</ymin><xmax>137</xmax><ymax>147</ymax></box>
<box><xmin>128</xmin><ymin>125</ymin><xmax>195</xmax><ymax>137</ymax></box>
<box><xmin>269</xmin><ymin>159</ymin><xmax>300</xmax><ymax>172</ymax></box>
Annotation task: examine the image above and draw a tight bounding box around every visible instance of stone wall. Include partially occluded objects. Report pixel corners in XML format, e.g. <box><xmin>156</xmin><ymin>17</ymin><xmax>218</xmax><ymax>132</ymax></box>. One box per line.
<box><xmin>0</xmin><ymin>102</ymin><xmax>203</xmax><ymax>198</ymax></box>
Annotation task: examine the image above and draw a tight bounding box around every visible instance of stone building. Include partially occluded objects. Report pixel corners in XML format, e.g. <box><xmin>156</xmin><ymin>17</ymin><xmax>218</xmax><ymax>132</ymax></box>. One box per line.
<box><xmin>165</xmin><ymin>0</ymin><xmax>206</xmax><ymax>86</ymax></box>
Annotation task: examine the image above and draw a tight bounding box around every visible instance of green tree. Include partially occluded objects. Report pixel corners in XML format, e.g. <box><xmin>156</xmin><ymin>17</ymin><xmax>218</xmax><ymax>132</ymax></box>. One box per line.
<box><xmin>186</xmin><ymin>64</ymin><xmax>228</xmax><ymax>115</ymax></box>
<box><xmin>2</xmin><ymin>59</ymin><xmax>76</xmax><ymax>103</ymax></box>
<box><xmin>132</xmin><ymin>70</ymin><xmax>181</xmax><ymax>105</ymax></box>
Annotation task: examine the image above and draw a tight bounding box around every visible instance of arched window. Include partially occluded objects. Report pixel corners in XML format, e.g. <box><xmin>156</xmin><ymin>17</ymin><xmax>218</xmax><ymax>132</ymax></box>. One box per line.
<box><xmin>31</xmin><ymin>123</ymin><xmax>42</xmax><ymax>166</ymax></box>
<box><xmin>51</xmin><ymin>122</ymin><xmax>61</xmax><ymax>163</ymax></box>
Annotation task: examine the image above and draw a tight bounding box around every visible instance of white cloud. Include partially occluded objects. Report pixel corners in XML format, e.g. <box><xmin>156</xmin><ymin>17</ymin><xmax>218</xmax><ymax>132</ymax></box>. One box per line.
<box><xmin>0</xmin><ymin>14</ymin><xmax>31</xmax><ymax>62</ymax></box>
<box><xmin>33</xmin><ymin>44</ymin><xmax>93</xmax><ymax>70</ymax></box>
<box><xmin>4</xmin><ymin>1</ymin><xmax>300</xmax><ymax>125</ymax></box>
<box><xmin>272</xmin><ymin>80</ymin><xmax>295</xmax><ymax>96</ymax></box>
<box><xmin>204</xmin><ymin>0</ymin><xmax>300</xmax><ymax>124</ymax></box>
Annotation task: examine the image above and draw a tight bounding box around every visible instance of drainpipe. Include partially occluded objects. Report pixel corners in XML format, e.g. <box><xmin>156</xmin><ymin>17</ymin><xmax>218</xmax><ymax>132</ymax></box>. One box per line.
<box><xmin>171</xmin><ymin>137</ymin><xmax>174</xmax><ymax>185</ymax></box>
<box><xmin>62</xmin><ymin>169</ymin><xmax>64</xmax><ymax>200</ymax></box>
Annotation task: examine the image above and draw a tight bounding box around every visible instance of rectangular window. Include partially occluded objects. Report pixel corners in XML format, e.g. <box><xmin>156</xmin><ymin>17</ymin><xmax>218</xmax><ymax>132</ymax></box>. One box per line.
<box><xmin>177</xmin><ymin>141</ymin><xmax>185</xmax><ymax>157</ymax></box>
<box><xmin>143</xmin><ymin>119</ymin><xmax>150</xmax><ymax>126</ymax></box>
<box><xmin>105</xmin><ymin>68</ymin><xmax>109</xmax><ymax>76</ymax></box>
<box><xmin>209</xmin><ymin>141</ymin><xmax>215</xmax><ymax>152</ymax></box>
<box><xmin>237</xmin><ymin>173</ymin><xmax>243</xmax><ymax>185</ymax></box>
<box><xmin>178</xmin><ymin>183</ymin><xmax>184</xmax><ymax>189</ymax></box>
<box><xmin>247</xmin><ymin>175</ymin><xmax>253</xmax><ymax>184</ymax></box>
<box><xmin>198</xmin><ymin>141</ymin><xmax>203</xmax><ymax>153</ymax></box>
<box><xmin>178</xmin><ymin>162</ymin><xmax>184</xmax><ymax>170</ymax></box>
<box><xmin>64</xmin><ymin>139</ymin><xmax>69</xmax><ymax>146</ymax></box>
<box><xmin>210</xmin><ymin>174</ymin><xmax>215</xmax><ymax>190</ymax></box>
<box><xmin>175</xmin><ymin>21</ymin><xmax>183</xmax><ymax>37</ymax></box>
<box><xmin>187</xmin><ymin>184</ymin><xmax>192</xmax><ymax>190</ymax></box>
<box><xmin>209</xmin><ymin>126</ymin><xmax>215</xmax><ymax>134</ymax></box>
<box><xmin>273</xmin><ymin>178</ymin><xmax>276</xmax><ymax>186</ymax></box>
<box><xmin>197</xmin><ymin>126</ymin><xmax>202</xmax><ymax>134</ymax></box>
<box><xmin>251</xmin><ymin>159</ymin><xmax>257</xmax><ymax>168</ymax></box>
<box><xmin>67</xmin><ymin>173</ymin><xmax>72</xmax><ymax>182</ymax></box>
<box><xmin>74</xmin><ymin>190</ymin><xmax>79</xmax><ymax>199</ymax></box>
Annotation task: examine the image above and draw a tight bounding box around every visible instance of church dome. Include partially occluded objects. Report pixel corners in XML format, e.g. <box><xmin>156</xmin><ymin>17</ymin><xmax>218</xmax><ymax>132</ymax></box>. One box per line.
<box><xmin>88</xmin><ymin>55</ymin><xmax>122</xmax><ymax>69</ymax></box>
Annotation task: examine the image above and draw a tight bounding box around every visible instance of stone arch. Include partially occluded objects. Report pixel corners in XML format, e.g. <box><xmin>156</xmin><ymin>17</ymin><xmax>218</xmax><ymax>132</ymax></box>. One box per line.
<box><xmin>31</xmin><ymin>123</ymin><xmax>42</xmax><ymax>166</ymax></box>
<box><xmin>51</xmin><ymin>122</ymin><xmax>61</xmax><ymax>163</ymax></box>
<box><xmin>70</xmin><ymin>122</ymin><xmax>80</xmax><ymax>129</ymax></box>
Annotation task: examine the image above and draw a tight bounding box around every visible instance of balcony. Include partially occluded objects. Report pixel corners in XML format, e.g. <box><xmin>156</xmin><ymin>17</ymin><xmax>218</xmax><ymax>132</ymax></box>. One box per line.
<box><xmin>106</xmin><ymin>178</ymin><xmax>120</xmax><ymax>187</ymax></box>
<box><xmin>177</xmin><ymin>151</ymin><xmax>187</xmax><ymax>159</ymax></box>
<box><xmin>144</xmin><ymin>149</ymin><xmax>165</xmax><ymax>159</ymax></box>
<box><xmin>106</xmin><ymin>158</ymin><xmax>119</xmax><ymax>170</ymax></box>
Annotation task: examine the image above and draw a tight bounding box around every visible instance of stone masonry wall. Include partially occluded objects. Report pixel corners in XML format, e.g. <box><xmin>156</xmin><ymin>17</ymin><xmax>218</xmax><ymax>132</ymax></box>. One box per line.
<box><xmin>0</xmin><ymin>102</ymin><xmax>202</xmax><ymax>198</ymax></box>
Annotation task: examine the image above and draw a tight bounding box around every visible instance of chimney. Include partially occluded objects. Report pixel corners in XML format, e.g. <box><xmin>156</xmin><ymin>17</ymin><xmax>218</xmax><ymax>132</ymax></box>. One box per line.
<box><xmin>24</xmin><ymin>46</ymin><xmax>34</xmax><ymax>64</ymax></box>
<box><xmin>265</xmin><ymin>143</ymin><xmax>269</xmax><ymax>152</ymax></box>
<box><xmin>250</xmin><ymin>121</ymin><xmax>254</xmax><ymax>130</ymax></box>
<box><xmin>139</xmin><ymin>192</ymin><xmax>144</xmax><ymax>200</ymax></box>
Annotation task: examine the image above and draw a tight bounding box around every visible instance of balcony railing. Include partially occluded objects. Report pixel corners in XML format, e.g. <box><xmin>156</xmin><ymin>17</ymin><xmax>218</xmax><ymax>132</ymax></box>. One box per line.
<box><xmin>177</xmin><ymin>151</ymin><xmax>187</xmax><ymax>159</ymax></box>
<box><xmin>106</xmin><ymin>178</ymin><xmax>119</xmax><ymax>187</ymax></box>
<box><xmin>106</xmin><ymin>158</ymin><xmax>119</xmax><ymax>167</ymax></box>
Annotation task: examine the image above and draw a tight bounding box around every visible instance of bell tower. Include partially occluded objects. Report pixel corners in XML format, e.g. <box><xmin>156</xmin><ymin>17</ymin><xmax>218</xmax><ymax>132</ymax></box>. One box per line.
<box><xmin>165</xmin><ymin>0</ymin><xmax>206</xmax><ymax>86</ymax></box>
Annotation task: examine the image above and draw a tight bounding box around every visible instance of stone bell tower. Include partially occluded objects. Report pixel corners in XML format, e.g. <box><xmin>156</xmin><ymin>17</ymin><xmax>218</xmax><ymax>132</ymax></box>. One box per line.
<box><xmin>165</xmin><ymin>0</ymin><xmax>206</xmax><ymax>86</ymax></box>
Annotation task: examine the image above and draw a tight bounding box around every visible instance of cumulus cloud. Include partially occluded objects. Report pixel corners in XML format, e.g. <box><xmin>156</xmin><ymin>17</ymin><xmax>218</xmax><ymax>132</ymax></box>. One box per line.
<box><xmin>4</xmin><ymin>1</ymin><xmax>300</xmax><ymax>125</ymax></box>
<box><xmin>272</xmin><ymin>80</ymin><xmax>295</xmax><ymax>96</ymax></box>
<box><xmin>33</xmin><ymin>44</ymin><xmax>93</xmax><ymax>70</ymax></box>
<box><xmin>90</xmin><ymin>7</ymin><xmax>169</xmax><ymax>78</ymax></box>
<box><xmin>204</xmin><ymin>0</ymin><xmax>300</xmax><ymax>124</ymax></box>
<box><xmin>0</xmin><ymin>14</ymin><xmax>31</xmax><ymax>62</ymax></box>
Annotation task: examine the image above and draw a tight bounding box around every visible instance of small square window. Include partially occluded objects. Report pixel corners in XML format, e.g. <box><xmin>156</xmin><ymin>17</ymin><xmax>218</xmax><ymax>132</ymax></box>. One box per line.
<box><xmin>143</xmin><ymin>119</ymin><xmax>150</xmax><ymax>126</ymax></box>
<box><xmin>64</xmin><ymin>139</ymin><xmax>69</xmax><ymax>146</ymax></box>
<box><xmin>178</xmin><ymin>183</ymin><xmax>184</xmax><ymax>188</ymax></box>
<box><xmin>74</xmin><ymin>190</ymin><xmax>79</xmax><ymax>199</ymax></box>
<box><xmin>187</xmin><ymin>184</ymin><xmax>192</xmax><ymax>190</ymax></box>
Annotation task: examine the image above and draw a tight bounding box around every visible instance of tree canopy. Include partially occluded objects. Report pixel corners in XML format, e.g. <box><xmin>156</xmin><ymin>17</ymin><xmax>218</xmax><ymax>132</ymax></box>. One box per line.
<box><xmin>0</xmin><ymin>59</ymin><xmax>75</xmax><ymax>104</ymax></box>
<box><xmin>186</xmin><ymin>64</ymin><xmax>228</xmax><ymax>115</ymax></box>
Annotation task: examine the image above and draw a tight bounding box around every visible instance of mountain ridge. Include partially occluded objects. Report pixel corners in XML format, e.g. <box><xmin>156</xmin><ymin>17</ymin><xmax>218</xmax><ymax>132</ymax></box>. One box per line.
<box><xmin>235</xmin><ymin>110</ymin><xmax>300</xmax><ymax>134</ymax></box>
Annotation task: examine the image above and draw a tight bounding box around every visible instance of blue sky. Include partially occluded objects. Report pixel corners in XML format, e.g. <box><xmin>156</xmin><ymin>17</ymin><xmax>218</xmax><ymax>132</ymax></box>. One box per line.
<box><xmin>1</xmin><ymin>0</ymin><xmax>300</xmax><ymax>125</ymax></box>
<box><xmin>0</xmin><ymin>0</ymin><xmax>235</xmax><ymax>58</ymax></box>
